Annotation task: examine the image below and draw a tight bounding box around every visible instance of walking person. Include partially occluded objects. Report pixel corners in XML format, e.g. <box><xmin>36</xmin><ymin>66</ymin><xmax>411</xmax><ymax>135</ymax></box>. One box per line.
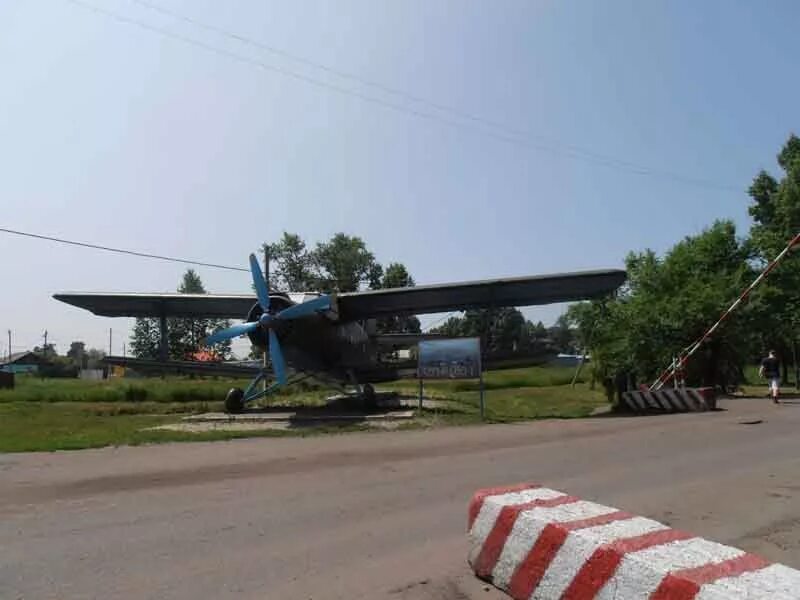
<box><xmin>759</xmin><ymin>350</ymin><xmax>781</xmax><ymax>404</ymax></box>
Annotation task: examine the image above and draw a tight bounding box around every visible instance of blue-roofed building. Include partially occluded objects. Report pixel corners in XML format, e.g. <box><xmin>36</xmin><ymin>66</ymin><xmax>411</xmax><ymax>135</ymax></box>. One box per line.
<box><xmin>0</xmin><ymin>351</ymin><xmax>48</xmax><ymax>374</ymax></box>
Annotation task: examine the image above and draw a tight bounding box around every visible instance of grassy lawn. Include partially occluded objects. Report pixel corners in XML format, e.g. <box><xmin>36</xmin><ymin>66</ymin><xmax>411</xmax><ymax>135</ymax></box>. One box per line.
<box><xmin>727</xmin><ymin>364</ymin><xmax>800</xmax><ymax>397</ymax></box>
<box><xmin>0</xmin><ymin>401</ymin><xmax>347</xmax><ymax>452</ymax></box>
<box><xmin>383</xmin><ymin>365</ymin><xmax>585</xmax><ymax>395</ymax></box>
<box><xmin>0</xmin><ymin>367</ymin><xmax>608</xmax><ymax>452</ymax></box>
<box><xmin>0</xmin><ymin>376</ymin><xmax>318</xmax><ymax>404</ymax></box>
<box><xmin>386</xmin><ymin>366</ymin><xmax>607</xmax><ymax>424</ymax></box>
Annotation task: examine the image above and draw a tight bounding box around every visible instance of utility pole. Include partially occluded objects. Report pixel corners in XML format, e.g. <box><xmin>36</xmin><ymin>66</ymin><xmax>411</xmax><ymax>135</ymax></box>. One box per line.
<box><xmin>109</xmin><ymin>328</ymin><xmax>112</xmax><ymax>356</ymax></box>
<box><xmin>43</xmin><ymin>330</ymin><xmax>48</xmax><ymax>354</ymax></box>
<box><xmin>263</xmin><ymin>244</ymin><xmax>270</xmax><ymax>394</ymax></box>
<box><xmin>263</xmin><ymin>244</ymin><xmax>270</xmax><ymax>292</ymax></box>
<box><xmin>7</xmin><ymin>330</ymin><xmax>11</xmax><ymax>362</ymax></box>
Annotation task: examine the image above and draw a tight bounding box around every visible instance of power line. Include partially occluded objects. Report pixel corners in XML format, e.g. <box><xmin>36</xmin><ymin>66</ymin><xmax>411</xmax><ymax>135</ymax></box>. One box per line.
<box><xmin>0</xmin><ymin>227</ymin><xmax>249</xmax><ymax>272</ymax></box>
<box><xmin>127</xmin><ymin>0</ymin><xmax>556</xmax><ymax>143</ymax></box>
<box><xmin>422</xmin><ymin>312</ymin><xmax>459</xmax><ymax>332</ymax></box>
<box><xmin>0</xmin><ymin>228</ymin><xmax>465</xmax><ymax>303</ymax></box>
<box><xmin>127</xmin><ymin>0</ymin><xmax>742</xmax><ymax>193</ymax></box>
<box><xmin>62</xmin><ymin>0</ymin><xmax>740</xmax><ymax>193</ymax></box>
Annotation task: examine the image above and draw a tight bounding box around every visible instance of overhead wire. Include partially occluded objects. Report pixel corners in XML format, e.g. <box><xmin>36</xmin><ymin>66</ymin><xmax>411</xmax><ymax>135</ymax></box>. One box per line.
<box><xmin>422</xmin><ymin>312</ymin><xmax>459</xmax><ymax>332</ymax></box>
<box><xmin>62</xmin><ymin>0</ymin><xmax>740</xmax><ymax>193</ymax></box>
<box><xmin>0</xmin><ymin>227</ymin><xmax>249</xmax><ymax>272</ymax></box>
<box><xmin>0</xmin><ymin>227</ymin><xmax>442</xmax><ymax>301</ymax></box>
<box><xmin>127</xmin><ymin>0</ymin><xmax>742</xmax><ymax>192</ymax></box>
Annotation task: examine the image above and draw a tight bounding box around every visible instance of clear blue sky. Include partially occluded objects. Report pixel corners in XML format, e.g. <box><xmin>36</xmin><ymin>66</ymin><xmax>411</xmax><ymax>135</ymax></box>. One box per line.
<box><xmin>1</xmin><ymin>0</ymin><xmax>798</xmax><ymax>357</ymax></box>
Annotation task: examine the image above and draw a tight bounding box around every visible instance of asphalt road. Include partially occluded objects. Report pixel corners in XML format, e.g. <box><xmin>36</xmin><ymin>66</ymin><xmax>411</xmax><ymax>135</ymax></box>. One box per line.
<box><xmin>2</xmin><ymin>397</ymin><xmax>800</xmax><ymax>600</ymax></box>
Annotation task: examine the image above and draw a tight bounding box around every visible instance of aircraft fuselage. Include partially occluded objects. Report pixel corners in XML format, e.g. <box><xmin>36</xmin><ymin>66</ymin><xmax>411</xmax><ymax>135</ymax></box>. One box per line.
<box><xmin>249</xmin><ymin>296</ymin><xmax>385</xmax><ymax>384</ymax></box>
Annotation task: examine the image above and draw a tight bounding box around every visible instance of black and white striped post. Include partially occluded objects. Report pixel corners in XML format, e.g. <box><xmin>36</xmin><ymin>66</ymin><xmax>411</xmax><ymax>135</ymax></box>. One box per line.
<box><xmin>622</xmin><ymin>387</ymin><xmax>716</xmax><ymax>413</ymax></box>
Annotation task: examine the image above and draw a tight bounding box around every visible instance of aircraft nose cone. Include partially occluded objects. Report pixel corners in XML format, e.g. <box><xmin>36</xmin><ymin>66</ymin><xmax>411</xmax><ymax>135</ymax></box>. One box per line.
<box><xmin>259</xmin><ymin>313</ymin><xmax>273</xmax><ymax>327</ymax></box>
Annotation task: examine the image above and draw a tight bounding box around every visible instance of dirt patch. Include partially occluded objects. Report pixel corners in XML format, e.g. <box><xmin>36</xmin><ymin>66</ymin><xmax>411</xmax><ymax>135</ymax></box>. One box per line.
<box><xmin>150</xmin><ymin>411</ymin><xmax>414</xmax><ymax>433</ymax></box>
<box><xmin>150</xmin><ymin>422</ymin><xmax>290</xmax><ymax>432</ymax></box>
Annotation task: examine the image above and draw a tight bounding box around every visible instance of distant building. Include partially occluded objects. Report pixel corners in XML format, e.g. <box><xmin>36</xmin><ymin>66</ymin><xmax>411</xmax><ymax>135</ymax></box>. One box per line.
<box><xmin>0</xmin><ymin>351</ymin><xmax>49</xmax><ymax>374</ymax></box>
<box><xmin>79</xmin><ymin>369</ymin><xmax>105</xmax><ymax>380</ymax></box>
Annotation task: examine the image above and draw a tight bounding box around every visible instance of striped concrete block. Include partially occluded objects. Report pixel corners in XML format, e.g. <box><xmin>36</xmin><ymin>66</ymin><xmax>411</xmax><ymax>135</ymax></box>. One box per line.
<box><xmin>468</xmin><ymin>484</ymin><xmax>800</xmax><ymax>599</ymax></box>
<box><xmin>622</xmin><ymin>387</ymin><xmax>716</xmax><ymax>413</ymax></box>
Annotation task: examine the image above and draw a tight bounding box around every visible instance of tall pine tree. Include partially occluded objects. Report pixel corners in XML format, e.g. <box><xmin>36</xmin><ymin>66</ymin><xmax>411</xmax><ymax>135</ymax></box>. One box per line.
<box><xmin>129</xmin><ymin>269</ymin><xmax>233</xmax><ymax>360</ymax></box>
<box><xmin>372</xmin><ymin>263</ymin><xmax>421</xmax><ymax>334</ymax></box>
<box><xmin>129</xmin><ymin>316</ymin><xmax>161</xmax><ymax>359</ymax></box>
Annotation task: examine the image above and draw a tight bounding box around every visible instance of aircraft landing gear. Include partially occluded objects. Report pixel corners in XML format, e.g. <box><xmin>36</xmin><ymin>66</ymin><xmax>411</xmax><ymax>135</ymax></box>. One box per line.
<box><xmin>225</xmin><ymin>388</ymin><xmax>245</xmax><ymax>414</ymax></box>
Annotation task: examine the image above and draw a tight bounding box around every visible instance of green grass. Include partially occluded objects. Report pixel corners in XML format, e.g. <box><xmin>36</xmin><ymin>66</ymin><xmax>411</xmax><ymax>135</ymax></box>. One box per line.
<box><xmin>458</xmin><ymin>384</ymin><xmax>607</xmax><ymax>421</ymax></box>
<box><xmin>0</xmin><ymin>375</ymin><xmax>330</xmax><ymax>405</ymax></box>
<box><xmin>0</xmin><ymin>376</ymin><xmax>249</xmax><ymax>404</ymax></box>
<box><xmin>724</xmin><ymin>364</ymin><xmax>800</xmax><ymax>397</ymax></box>
<box><xmin>0</xmin><ymin>366</ymin><xmax>607</xmax><ymax>452</ymax></box>
<box><xmin>0</xmin><ymin>401</ymin><xmax>375</xmax><ymax>452</ymax></box>
<box><xmin>404</xmin><ymin>383</ymin><xmax>607</xmax><ymax>427</ymax></box>
<box><xmin>383</xmin><ymin>365</ymin><xmax>586</xmax><ymax>396</ymax></box>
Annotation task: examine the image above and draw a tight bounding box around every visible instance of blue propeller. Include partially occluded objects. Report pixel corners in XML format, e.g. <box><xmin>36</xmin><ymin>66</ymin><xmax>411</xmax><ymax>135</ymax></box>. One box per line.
<box><xmin>205</xmin><ymin>321</ymin><xmax>259</xmax><ymax>344</ymax></box>
<box><xmin>204</xmin><ymin>253</ymin><xmax>332</xmax><ymax>390</ymax></box>
<box><xmin>268</xmin><ymin>329</ymin><xmax>286</xmax><ymax>385</ymax></box>
<box><xmin>249</xmin><ymin>253</ymin><xmax>270</xmax><ymax>312</ymax></box>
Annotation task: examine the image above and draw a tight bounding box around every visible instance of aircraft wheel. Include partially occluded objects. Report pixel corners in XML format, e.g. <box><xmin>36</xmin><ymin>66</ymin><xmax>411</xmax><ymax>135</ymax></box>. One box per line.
<box><xmin>225</xmin><ymin>388</ymin><xmax>245</xmax><ymax>414</ymax></box>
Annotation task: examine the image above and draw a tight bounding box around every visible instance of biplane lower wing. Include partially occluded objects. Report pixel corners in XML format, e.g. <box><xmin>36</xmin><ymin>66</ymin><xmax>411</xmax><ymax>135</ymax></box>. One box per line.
<box><xmin>102</xmin><ymin>356</ymin><xmax>263</xmax><ymax>377</ymax></box>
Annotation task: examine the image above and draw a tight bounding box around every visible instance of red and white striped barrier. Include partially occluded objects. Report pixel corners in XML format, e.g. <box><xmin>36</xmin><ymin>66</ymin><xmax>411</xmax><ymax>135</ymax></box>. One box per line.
<box><xmin>468</xmin><ymin>484</ymin><xmax>800</xmax><ymax>599</ymax></box>
<box><xmin>650</xmin><ymin>232</ymin><xmax>800</xmax><ymax>391</ymax></box>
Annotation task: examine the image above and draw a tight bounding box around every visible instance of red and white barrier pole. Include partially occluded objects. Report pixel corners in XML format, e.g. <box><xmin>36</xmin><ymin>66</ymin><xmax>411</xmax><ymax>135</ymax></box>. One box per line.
<box><xmin>650</xmin><ymin>232</ymin><xmax>800</xmax><ymax>391</ymax></box>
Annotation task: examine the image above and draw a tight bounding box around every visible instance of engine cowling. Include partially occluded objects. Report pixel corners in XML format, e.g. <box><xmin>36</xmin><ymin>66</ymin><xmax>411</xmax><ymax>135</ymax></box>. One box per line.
<box><xmin>245</xmin><ymin>294</ymin><xmax>294</xmax><ymax>348</ymax></box>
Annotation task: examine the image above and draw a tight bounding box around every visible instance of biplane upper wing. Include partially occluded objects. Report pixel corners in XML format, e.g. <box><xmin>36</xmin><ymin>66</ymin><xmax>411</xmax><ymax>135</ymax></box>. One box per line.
<box><xmin>52</xmin><ymin>292</ymin><xmax>256</xmax><ymax>318</ymax></box>
<box><xmin>336</xmin><ymin>269</ymin><xmax>626</xmax><ymax>320</ymax></box>
<box><xmin>53</xmin><ymin>269</ymin><xmax>625</xmax><ymax>320</ymax></box>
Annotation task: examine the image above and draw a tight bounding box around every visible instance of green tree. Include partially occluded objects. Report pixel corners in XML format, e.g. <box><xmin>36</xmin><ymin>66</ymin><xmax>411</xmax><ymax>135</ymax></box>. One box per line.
<box><xmin>33</xmin><ymin>343</ymin><xmax>57</xmax><ymax>360</ymax></box>
<box><xmin>314</xmin><ymin>233</ymin><xmax>380</xmax><ymax>292</ymax></box>
<box><xmin>263</xmin><ymin>232</ymin><xmax>317</xmax><ymax>291</ymax></box>
<box><xmin>263</xmin><ymin>232</ymin><xmax>385</xmax><ymax>293</ymax></box>
<box><xmin>568</xmin><ymin>220</ymin><xmax>755</xmax><ymax>391</ymax></box>
<box><xmin>130</xmin><ymin>269</ymin><xmax>232</xmax><ymax>360</ymax></box>
<box><xmin>130</xmin><ymin>317</ymin><xmax>161</xmax><ymax>358</ymax></box>
<box><xmin>745</xmin><ymin>134</ymin><xmax>800</xmax><ymax>379</ymax></box>
<box><xmin>430</xmin><ymin>307</ymin><xmax>537</xmax><ymax>353</ymax></box>
<box><xmin>168</xmin><ymin>269</ymin><xmax>206</xmax><ymax>359</ymax></box>
<box><xmin>432</xmin><ymin>316</ymin><xmax>466</xmax><ymax>338</ymax></box>
<box><xmin>381</xmin><ymin>263</ymin><xmax>414</xmax><ymax>288</ymax></box>
<box><xmin>528</xmin><ymin>321</ymin><xmax>548</xmax><ymax>343</ymax></box>
<box><xmin>491</xmin><ymin>308</ymin><xmax>528</xmax><ymax>352</ymax></box>
<box><xmin>259</xmin><ymin>233</ymin><xmax>422</xmax><ymax>338</ymax></box>
<box><xmin>66</xmin><ymin>341</ymin><xmax>86</xmax><ymax>368</ymax></box>
<box><xmin>373</xmin><ymin>263</ymin><xmax>421</xmax><ymax>334</ymax></box>
<box><xmin>548</xmin><ymin>314</ymin><xmax>577</xmax><ymax>354</ymax></box>
<box><xmin>170</xmin><ymin>269</ymin><xmax>232</xmax><ymax>360</ymax></box>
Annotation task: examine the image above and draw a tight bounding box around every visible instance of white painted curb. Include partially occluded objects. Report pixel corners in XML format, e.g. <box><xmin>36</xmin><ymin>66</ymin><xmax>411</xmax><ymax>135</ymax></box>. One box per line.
<box><xmin>468</xmin><ymin>484</ymin><xmax>800</xmax><ymax>599</ymax></box>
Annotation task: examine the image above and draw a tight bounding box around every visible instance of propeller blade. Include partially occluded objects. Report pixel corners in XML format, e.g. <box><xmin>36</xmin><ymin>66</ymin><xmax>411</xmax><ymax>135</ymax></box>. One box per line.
<box><xmin>249</xmin><ymin>253</ymin><xmax>270</xmax><ymax>311</ymax></box>
<box><xmin>205</xmin><ymin>321</ymin><xmax>259</xmax><ymax>345</ymax></box>
<box><xmin>276</xmin><ymin>295</ymin><xmax>332</xmax><ymax>320</ymax></box>
<box><xmin>268</xmin><ymin>329</ymin><xmax>288</xmax><ymax>385</ymax></box>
